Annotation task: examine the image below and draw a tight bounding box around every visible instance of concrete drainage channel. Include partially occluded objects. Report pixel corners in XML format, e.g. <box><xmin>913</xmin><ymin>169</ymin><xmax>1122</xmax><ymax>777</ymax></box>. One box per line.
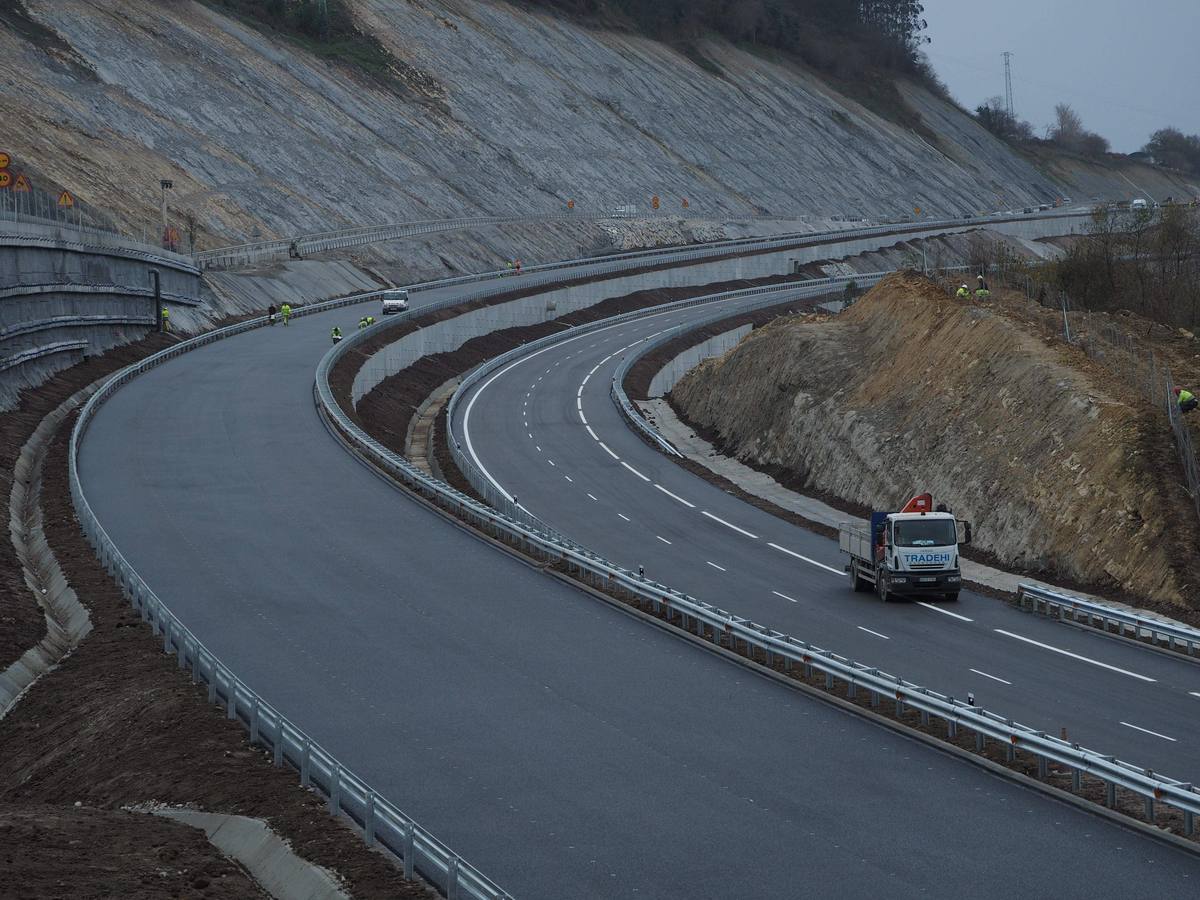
<box><xmin>322</xmin><ymin>276</ymin><xmax>1200</xmax><ymax>853</ymax></box>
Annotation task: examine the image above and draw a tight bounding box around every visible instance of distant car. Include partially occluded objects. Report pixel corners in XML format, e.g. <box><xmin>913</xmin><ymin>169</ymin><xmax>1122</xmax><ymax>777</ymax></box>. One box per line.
<box><xmin>380</xmin><ymin>288</ymin><xmax>409</xmax><ymax>315</ymax></box>
<box><xmin>1023</xmin><ymin>207</ymin><xmax>1034</xmax><ymax>214</ymax></box>
<box><xmin>1038</xmin><ymin>204</ymin><xmax>1050</xmax><ymax>211</ymax></box>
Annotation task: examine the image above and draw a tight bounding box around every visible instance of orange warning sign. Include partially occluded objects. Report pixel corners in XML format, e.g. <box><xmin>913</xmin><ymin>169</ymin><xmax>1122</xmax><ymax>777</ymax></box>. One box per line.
<box><xmin>0</xmin><ymin>171</ymin><xmax>10</xmax><ymax>190</ymax></box>
<box><xmin>0</xmin><ymin>153</ymin><xmax>9</xmax><ymax>169</ymax></box>
<box><xmin>58</xmin><ymin>190</ymin><xmax>74</xmax><ymax>207</ymax></box>
<box><xmin>914</xmin><ymin>206</ymin><xmax>922</xmax><ymax>215</ymax></box>
<box><xmin>682</xmin><ymin>198</ymin><xmax>689</xmax><ymax>209</ymax></box>
<box><xmin>651</xmin><ymin>195</ymin><xmax>660</xmax><ymax>210</ymax></box>
<box><xmin>567</xmin><ymin>199</ymin><xmax>575</xmax><ymax>209</ymax></box>
<box><xmin>13</xmin><ymin>174</ymin><xmax>30</xmax><ymax>192</ymax></box>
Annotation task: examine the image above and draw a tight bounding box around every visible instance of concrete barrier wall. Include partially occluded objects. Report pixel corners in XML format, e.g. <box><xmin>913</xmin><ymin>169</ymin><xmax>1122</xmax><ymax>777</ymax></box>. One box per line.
<box><xmin>352</xmin><ymin>213</ymin><xmax>1091</xmax><ymax>403</ymax></box>
<box><xmin>648</xmin><ymin>325</ymin><xmax>751</xmax><ymax>397</ymax></box>
<box><xmin>0</xmin><ymin>220</ymin><xmax>202</xmax><ymax>409</ymax></box>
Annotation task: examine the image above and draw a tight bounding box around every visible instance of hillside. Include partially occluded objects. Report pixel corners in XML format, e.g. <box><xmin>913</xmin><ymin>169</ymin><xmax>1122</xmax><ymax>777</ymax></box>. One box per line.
<box><xmin>1</xmin><ymin>0</ymin><xmax>1192</xmax><ymax>267</ymax></box>
<box><xmin>672</xmin><ymin>273</ymin><xmax>1200</xmax><ymax>608</ymax></box>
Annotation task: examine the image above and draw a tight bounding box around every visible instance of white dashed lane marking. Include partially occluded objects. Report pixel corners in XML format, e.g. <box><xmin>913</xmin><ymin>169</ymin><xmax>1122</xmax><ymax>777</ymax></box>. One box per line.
<box><xmin>706</xmin><ymin>561</ymin><xmax>727</xmax><ymax>572</ymax></box>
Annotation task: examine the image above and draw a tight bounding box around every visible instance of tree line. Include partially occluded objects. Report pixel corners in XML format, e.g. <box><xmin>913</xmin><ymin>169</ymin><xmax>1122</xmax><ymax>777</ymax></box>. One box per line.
<box><xmin>1053</xmin><ymin>205</ymin><xmax>1200</xmax><ymax>325</ymax></box>
<box><xmin>975</xmin><ymin>99</ymin><xmax>1110</xmax><ymax>158</ymax></box>
<box><xmin>532</xmin><ymin>0</ymin><xmax>933</xmax><ymax>78</ymax></box>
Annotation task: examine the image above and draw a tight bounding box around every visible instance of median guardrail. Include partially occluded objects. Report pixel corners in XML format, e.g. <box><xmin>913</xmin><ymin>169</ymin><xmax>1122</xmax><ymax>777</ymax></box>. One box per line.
<box><xmin>322</xmin><ymin>273</ymin><xmax>1200</xmax><ymax>843</ymax></box>
<box><xmin>1018</xmin><ymin>583</ymin><xmax>1200</xmax><ymax>656</ymax></box>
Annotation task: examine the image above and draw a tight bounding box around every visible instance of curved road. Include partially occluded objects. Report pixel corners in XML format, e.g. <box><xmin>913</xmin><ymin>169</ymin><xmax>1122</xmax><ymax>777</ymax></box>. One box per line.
<box><xmin>456</xmin><ymin>290</ymin><xmax>1200</xmax><ymax>780</ymax></box>
<box><xmin>80</xmin><ymin>271</ymin><xmax>1200</xmax><ymax>897</ymax></box>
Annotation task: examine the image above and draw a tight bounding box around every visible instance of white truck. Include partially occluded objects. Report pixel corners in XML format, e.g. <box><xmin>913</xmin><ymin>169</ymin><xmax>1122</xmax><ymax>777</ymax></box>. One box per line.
<box><xmin>838</xmin><ymin>492</ymin><xmax>972</xmax><ymax>602</ymax></box>
<box><xmin>380</xmin><ymin>288</ymin><xmax>409</xmax><ymax>315</ymax></box>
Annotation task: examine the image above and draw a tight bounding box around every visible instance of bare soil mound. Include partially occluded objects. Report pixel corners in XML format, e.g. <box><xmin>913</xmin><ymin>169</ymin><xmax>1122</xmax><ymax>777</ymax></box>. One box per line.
<box><xmin>673</xmin><ymin>271</ymin><xmax>1200</xmax><ymax>607</ymax></box>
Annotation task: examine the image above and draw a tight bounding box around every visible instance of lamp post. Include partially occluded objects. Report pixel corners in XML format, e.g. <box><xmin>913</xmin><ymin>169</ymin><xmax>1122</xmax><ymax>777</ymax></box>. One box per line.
<box><xmin>160</xmin><ymin>178</ymin><xmax>173</xmax><ymax>250</ymax></box>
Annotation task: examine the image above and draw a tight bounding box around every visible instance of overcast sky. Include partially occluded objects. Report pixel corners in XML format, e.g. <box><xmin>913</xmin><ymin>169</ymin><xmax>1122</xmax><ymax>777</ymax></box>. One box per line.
<box><xmin>920</xmin><ymin>0</ymin><xmax>1199</xmax><ymax>152</ymax></box>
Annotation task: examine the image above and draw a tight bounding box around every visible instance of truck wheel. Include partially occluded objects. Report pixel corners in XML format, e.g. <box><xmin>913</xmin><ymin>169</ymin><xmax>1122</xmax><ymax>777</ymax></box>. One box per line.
<box><xmin>851</xmin><ymin>563</ymin><xmax>869</xmax><ymax>593</ymax></box>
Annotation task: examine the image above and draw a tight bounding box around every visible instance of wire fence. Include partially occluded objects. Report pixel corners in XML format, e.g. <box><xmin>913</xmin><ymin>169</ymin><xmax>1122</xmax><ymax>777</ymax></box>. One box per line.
<box><xmin>991</xmin><ymin>268</ymin><xmax>1200</xmax><ymax>526</ymax></box>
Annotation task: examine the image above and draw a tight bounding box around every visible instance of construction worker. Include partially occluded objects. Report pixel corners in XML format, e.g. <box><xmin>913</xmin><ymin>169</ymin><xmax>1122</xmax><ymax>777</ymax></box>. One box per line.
<box><xmin>515</xmin><ymin>258</ymin><xmax>523</xmax><ymax>275</ymax></box>
<box><xmin>956</xmin><ymin>283</ymin><xmax>970</xmax><ymax>299</ymax></box>
<box><xmin>267</xmin><ymin>303</ymin><xmax>277</xmax><ymax>326</ymax></box>
<box><xmin>358</xmin><ymin>315</ymin><xmax>375</xmax><ymax>330</ymax></box>
<box><xmin>974</xmin><ymin>275</ymin><xmax>990</xmax><ymax>299</ymax></box>
<box><xmin>281</xmin><ymin>302</ymin><xmax>292</xmax><ymax>326</ymax></box>
<box><xmin>331</xmin><ymin>325</ymin><xmax>342</xmax><ymax>344</ymax></box>
<box><xmin>160</xmin><ymin>306</ymin><xmax>170</xmax><ymax>333</ymax></box>
<box><xmin>1174</xmin><ymin>387</ymin><xmax>1197</xmax><ymax>414</ymax></box>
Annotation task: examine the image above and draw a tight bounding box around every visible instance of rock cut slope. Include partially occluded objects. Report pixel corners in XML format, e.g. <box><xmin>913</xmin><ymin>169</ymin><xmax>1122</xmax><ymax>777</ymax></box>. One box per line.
<box><xmin>673</xmin><ymin>272</ymin><xmax>1200</xmax><ymax>607</ymax></box>
<box><xmin>0</xmin><ymin>0</ymin><xmax>1155</xmax><ymax>252</ymax></box>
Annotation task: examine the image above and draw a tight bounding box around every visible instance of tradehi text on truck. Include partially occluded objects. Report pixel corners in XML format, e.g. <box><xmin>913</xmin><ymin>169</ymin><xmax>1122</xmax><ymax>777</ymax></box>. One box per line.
<box><xmin>838</xmin><ymin>492</ymin><xmax>972</xmax><ymax>602</ymax></box>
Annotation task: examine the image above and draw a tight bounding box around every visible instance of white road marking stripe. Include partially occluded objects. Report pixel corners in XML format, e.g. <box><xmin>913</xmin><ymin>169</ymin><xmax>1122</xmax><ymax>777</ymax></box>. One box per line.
<box><xmin>772</xmin><ymin>590</ymin><xmax>798</xmax><ymax>603</ymax></box>
<box><xmin>536</xmin><ymin>445</ymin><xmax>542</xmax><ymax>452</ymax></box>
<box><xmin>1120</xmin><ymin>721</ymin><xmax>1177</xmax><ymax>742</ymax></box>
<box><xmin>527</xmin><ymin>432</ymin><xmax>532</xmax><ymax>439</ymax></box>
<box><xmin>618</xmin><ymin>513</ymin><xmax>631</xmax><ymax>522</ymax></box>
<box><xmin>857</xmin><ymin>626</ymin><xmax>890</xmax><ymax>640</ymax></box>
<box><xmin>654</xmin><ymin>484</ymin><xmax>696</xmax><ymax>508</ymax></box>
<box><xmin>587</xmin><ymin>493</ymin><xmax>598</xmax><ymax>501</ymax></box>
<box><xmin>766</xmin><ymin>542</ymin><xmax>841</xmax><ymax>574</ymax></box>
<box><xmin>598</xmin><ymin>442</ymin><xmax>619</xmax><ymax>460</ymax></box>
<box><xmin>579</xmin><ymin>410</ymin><xmax>588</xmax><ymax>425</ymax></box>
<box><xmin>621</xmin><ymin>461</ymin><xmax>651</xmax><ymax>482</ymax></box>
<box><xmin>656</xmin><ymin>535</ymin><xmax>672</xmax><ymax>545</ymax></box>
<box><xmin>548</xmin><ymin>459</ymin><xmax>556</xmax><ymax>467</ymax></box>
<box><xmin>564</xmin><ymin>475</ymin><xmax>573</xmax><ymax>483</ymax></box>
<box><xmin>462</xmin><ymin>304</ymin><xmax>741</xmax><ymax>505</ymax></box>
<box><xmin>702</xmin><ymin>511</ymin><xmax>758</xmax><ymax>539</ymax></box>
<box><xmin>916</xmin><ymin>602</ymin><xmax>974</xmax><ymax>622</ymax></box>
<box><xmin>576</xmin><ymin>397</ymin><xmax>582</xmax><ymax>410</ymax></box>
<box><xmin>1190</xmin><ymin>692</ymin><xmax>1200</xmax><ymax>699</ymax></box>
<box><xmin>577</xmin><ymin>386</ymin><xmax>583</xmax><ymax>397</ymax></box>
<box><xmin>969</xmin><ymin>668</ymin><xmax>1011</xmax><ymax>685</ymax></box>
<box><xmin>993</xmin><ymin>629</ymin><xmax>1157</xmax><ymax>682</ymax></box>
<box><xmin>706</xmin><ymin>561</ymin><xmax>726</xmax><ymax>571</ymax></box>
<box><xmin>585</xmin><ymin>425</ymin><xmax>598</xmax><ymax>440</ymax></box>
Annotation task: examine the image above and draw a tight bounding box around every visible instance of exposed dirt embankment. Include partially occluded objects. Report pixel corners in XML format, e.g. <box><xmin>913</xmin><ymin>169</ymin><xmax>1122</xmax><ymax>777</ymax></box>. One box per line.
<box><xmin>673</xmin><ymin>272</ymin><xmax>1200</xmax><ymax>607</ymax></box>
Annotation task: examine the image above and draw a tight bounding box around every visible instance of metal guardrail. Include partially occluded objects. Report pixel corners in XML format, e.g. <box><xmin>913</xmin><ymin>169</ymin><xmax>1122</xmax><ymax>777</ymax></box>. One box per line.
<box><xmin>195</xmin><ymin>211</ymin><xmax>626</xmax><ymax>269</ymax></box>
<box><xmin>1018</xmin><ymin>583</ymin><xmax>1200</xmax><ymax>656</ymax></box>
<box><xmin>0</xmin><ymin>222</ymin><xmax>200</xmax><ymax>274</ymax></box>
<box><xmin>197</xmin><ymin>208</ymin><xmax>1087</xmax><ymax>272</ymax></box>
<box><xmin>69</xmin><ymin>288</ymin><xmax>514</xmax><ymax>900</ymax></box>
<box><xmin>0</xmin><ymin>340</ymin><xmax>90</xmax><ymax>373</ymax></box>
<box><xmin>318</xmin><ymin>283</ymin><xmax>1200</xmax><ymax>840</ymax></box>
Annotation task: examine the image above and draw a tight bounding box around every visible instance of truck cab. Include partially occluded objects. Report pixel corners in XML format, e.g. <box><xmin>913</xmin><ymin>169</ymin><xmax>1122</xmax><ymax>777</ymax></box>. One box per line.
<box><xmin>839</xmin><ymin>493</ymin><xmax>971</xmax><ymax>602</ymax></box>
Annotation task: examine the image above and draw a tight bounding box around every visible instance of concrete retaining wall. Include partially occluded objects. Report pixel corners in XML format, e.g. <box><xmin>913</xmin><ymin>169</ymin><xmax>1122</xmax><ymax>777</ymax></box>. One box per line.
<box><xmin>352</xmin><ymin>214</ymin><xmax>1091</xmax><ymax>403</ymax></box>
<box><xmin>0</xmin><ymin>220</ymin><xmax>202</xmax><ymax>409</ymax></box>
<box><xmin>648</xmin><ymin>325</ymin><xmax>751</xmax><ymax>397</ymax></box>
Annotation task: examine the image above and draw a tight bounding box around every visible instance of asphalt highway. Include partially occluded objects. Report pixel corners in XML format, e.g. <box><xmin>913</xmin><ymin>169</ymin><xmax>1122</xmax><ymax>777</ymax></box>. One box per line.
<box><xmin>456</xmin><ymin>293</ymin><xmax>1200</xmax><ymax>781</ymax></box>
<box><xmin>78</xmin><ymin>276</ymin><xmax>1200</xmax><ymax>897</ymax></box>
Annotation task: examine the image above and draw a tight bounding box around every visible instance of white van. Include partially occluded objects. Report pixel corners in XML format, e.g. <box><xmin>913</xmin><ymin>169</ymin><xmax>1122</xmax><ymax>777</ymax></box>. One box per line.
<box><xmin>1130</xmin><ymin>198</ymin><xmax>1149</xmax><ymax>211</ymax></box>
<box><xmin>381</xmin><ymin>288</ymin><xmax>409</xmax><ymax>315</ymax></box>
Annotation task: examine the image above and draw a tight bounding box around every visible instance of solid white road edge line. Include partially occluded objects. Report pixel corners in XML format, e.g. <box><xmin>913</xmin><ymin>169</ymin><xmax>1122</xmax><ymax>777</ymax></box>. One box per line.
<box><xmin>766</xmin><ymin>542</ymin><xmax>842</xmax><ymax>575</ymax></box>
<box><xmin>993</xmin><ymin>629</ymin><xmax>1157</xmax><ymax>683</ymax></box>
